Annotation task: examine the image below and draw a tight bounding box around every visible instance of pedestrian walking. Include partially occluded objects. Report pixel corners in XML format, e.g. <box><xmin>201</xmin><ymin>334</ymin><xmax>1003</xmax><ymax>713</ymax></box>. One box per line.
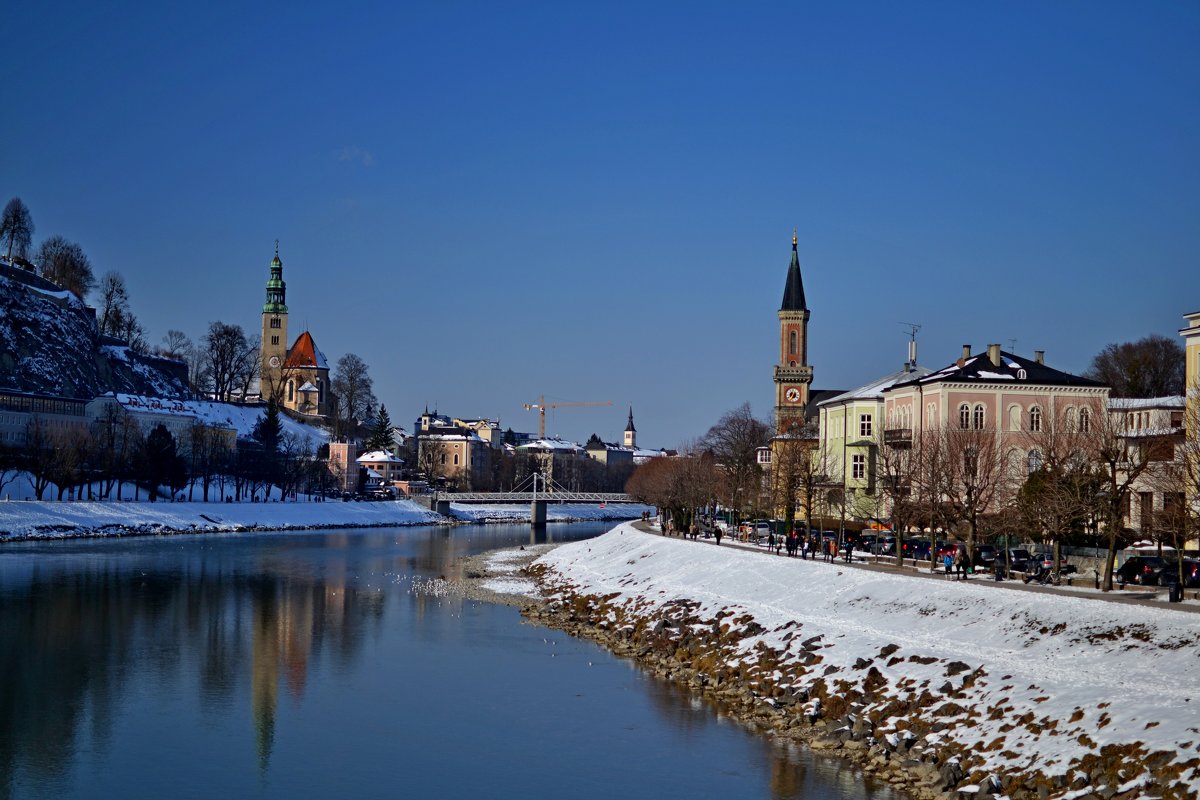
<box><xmin>715</xmin><ymin>528</ymin><xmax>722</xmax><ymax>546</ymax></box>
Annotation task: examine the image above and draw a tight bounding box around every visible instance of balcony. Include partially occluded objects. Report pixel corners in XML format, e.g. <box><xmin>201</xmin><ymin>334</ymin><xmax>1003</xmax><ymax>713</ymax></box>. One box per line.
<box><xmin>883</xmin><ymin>428</ymin><xmax>913</xmax><ymax>447</ymax></box>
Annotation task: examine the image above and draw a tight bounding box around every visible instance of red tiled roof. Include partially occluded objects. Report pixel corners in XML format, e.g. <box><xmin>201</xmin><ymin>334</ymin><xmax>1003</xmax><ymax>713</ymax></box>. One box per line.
<box><xmin>284</xmin><ymin>331</ymin><xmax>328</xmax><ymax>369</ymax></box>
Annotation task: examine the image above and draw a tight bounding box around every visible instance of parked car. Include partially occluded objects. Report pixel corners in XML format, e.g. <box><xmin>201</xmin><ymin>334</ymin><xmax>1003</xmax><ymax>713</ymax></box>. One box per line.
<box><xmin>856</xmin><ymin>533</ymin><xmax>879</xmax><ymax>553</ymax></box>
<box><xmin>1115</xmin><ymin>556</ymin><xmax>1169</xmax><ymax>586</ymax></box>
<box><xmin>1033</xmin><ymin>550</ymin><xmax>1077</xmax><ymax>575</ymax></box>
<box><xmin>970</xmin><ymin>545</ymin><xmax>997</xmax><ymax>568</ymax></box>
<box><xmin>1155</xmin><ymin>558</ymin><xmax>1200</xmax><ymax>588</ymax></box>
<box><xmin>997</xmin><ymin>548</ymin><xmax>1033</xmax><ymax>573</ymax></box>
<box><xmin>902</xmin><ymin>538</ymin><xmax>932</xmax><ymax>560</ymax></box>
<box><xmin>874</xmin><ymin>535</ymin><xmax>897</xmax><ymax>556</ymax></box>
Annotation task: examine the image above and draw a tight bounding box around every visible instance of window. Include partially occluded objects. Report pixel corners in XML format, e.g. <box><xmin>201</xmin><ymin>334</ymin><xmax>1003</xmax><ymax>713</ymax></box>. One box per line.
<box><xmin>1029</xmin><ymin>406</ymin><xmax>1042</xmax><ymax>432</ymax></box>
<box><xmin>1064</xmin><ymin>407</ymin><xmax>1076</xmax><ymax>431</ymax></box>
<box><xmin>1027</xmin><ymin>449</ymin><xmax>1042</xmax><ymax>474</ymax></box>
<box><xmin>287</xmin><ymin>380</ymin><xmax>294</xmax><ymax>402</ymax></box>
<box><xmin>270</xmin><ymin>336</ymin><xmax>279</xmax><ymax>346</ymax></box>
<box><xmin>269</xmin><ymin>317</ymin><xmax>281</xmax><ymax>329</ymax></box>
<box><xmin>964</xmin><ymin>447</ymin><xmax>978</xmax><ymax>477</ymax></box>
<box><xmin>973</xmin><ymin>404</ymin><xmax>985</xmax><ymax>430</ymax></box>
<box><xmin>959</xmin><ymin>403</ymin><xmax>971</xmax><ymax>429</ymax></box>
<box><xmin>860</xmin><ymin>414</ymin><xmax>872</xmax><ymax>437</ymax></box>
<box><xmin>1080</xmin><ymin>407</ymin><xmax>1091</xmax><ymax>432</ymax></box>
<box><xmin>453</xmin><ymin>454</ymin><xmax>460</xmax><ymax>466</ymax></box>
<box><xmin>789</xmin><ymin>330</ymin><xmax>797</xmax><ymax>356</ymax></box>
<box><xmin>1008</xmin><ymin>404</ymin><xmax>1021</xmax><ymax>431</ymax></box>
<box><xmin>852</xmin><ymin>454</ymin><xmax>865</xmax><ymax>480</ymax></box>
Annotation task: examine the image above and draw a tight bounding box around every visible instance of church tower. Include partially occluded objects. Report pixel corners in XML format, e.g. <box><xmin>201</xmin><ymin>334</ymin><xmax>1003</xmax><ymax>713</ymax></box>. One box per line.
<box><xmin>624</xmin><ymin>407</ymin><xmax>637</xmax><ymax>449</ymax></box>
<box><xmin>260</xmin><ymin>242</ymin><xmax>289</xmax><ymax>403</ymax></box>
<box><xmin>773</xmin><ymin>231</ymin><xmax>812</xmax><ymax>432</ymax></box>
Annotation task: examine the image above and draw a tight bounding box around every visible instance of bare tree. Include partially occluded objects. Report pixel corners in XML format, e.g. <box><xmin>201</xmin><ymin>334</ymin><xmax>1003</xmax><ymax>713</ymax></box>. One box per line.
<box><xmin>923</xmin><ymin>423</ymin><xmax>1012</xmax><ymax>562</ymax></box>
<box><xmin>416</xmin><ymin>437</ymin><xmax>448</xmax><ymax>484</ymax></box>
<box><xmin>200</xmin><ymin>322</ymin><xmax>255</xmax><ymax>401</ymax></box>
<box><xmin>95</xmin><ymin>271</ymin><xmax>130</xmax><ymax>337</ymax></box>
<box><xmin>332</xmin><ymin>353</ymin><xmax>376</xmax><ymax>439</ymax></box>
<box><xmin>159</xmin><ymin>329</ymin><xmax>192</xmax><ymax>360</ymax></box>
<box><xmin>702</xmin><ymin>403</ymin><xmax>771</xmax><ymax>523</ymax></box>
<box><xmin>34</xmin><ymin>235</ymin><xmax>94</xmax><ymax>298</ymax></box>
<box><xmin>1083</xmin><ymin>408</ymin><xmax>1156</xmax><ymax>591</ymax></box>
<box><xmin>1015</xmin><ymin>407</ymin><xmax>1102</xmax><ymax>577</ymax></box>
<box><xmin>1086</xmin><ymin>335</ymin><xmax>1185</xmax><ymax>398</ymax></box>
<box><xmin>0</xmin><ymin>197</ymin><xmax>34</xmax><ymax>260</ymax></box>
<box><xmin>875</xmin><ymin>430</ymin><xmax>923</xmax><ymax>567</ymax></box>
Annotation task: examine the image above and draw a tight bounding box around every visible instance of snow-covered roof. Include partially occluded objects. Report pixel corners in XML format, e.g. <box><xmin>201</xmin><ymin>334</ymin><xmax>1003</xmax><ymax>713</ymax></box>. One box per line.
<box><xmin>1108</xmin><ymin>396</ymin><xmax>1185</xmax><ymax>410</ymax></box>
<box><xmin>518</xmin><ymin>438</ymin><xmax>584</xmax><ymax>453</ymax></box>
<box><xmin>888</xmin><ymin>350</ymin><xmax>1105</xmax><ymax>391</ymax></box>
<box><xmin>298</xmin><ymin>381</ymin><xmax>318</xmax><ymax>392</ymax></box>
<box><xmin>356</xmin><ymin>450</ymin><xmax>403</xmax><ymax>464</ymax></box>
<box><xmin>818</xmin><ymin>365</ymin><xmax>933</xmax><ymax>407</ymax></box>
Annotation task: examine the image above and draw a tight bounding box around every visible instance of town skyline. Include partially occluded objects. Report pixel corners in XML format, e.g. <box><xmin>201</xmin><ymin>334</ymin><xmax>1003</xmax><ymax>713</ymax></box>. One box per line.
<box><xmin>5</xmin><ymin>2</ymin><xmax>1198</xmax><ymax>446</ymax></box>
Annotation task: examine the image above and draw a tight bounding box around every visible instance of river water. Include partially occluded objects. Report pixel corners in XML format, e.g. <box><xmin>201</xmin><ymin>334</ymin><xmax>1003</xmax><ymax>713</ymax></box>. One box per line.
<box><xmin>0</xmin><ymin>523</ymin><xmax>901</xmax><ymax>800</ymax></box>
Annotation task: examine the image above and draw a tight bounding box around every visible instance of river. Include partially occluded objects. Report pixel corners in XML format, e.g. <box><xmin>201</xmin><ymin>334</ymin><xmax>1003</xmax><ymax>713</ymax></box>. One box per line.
<box><xmin>0</xmin><ymin>522</ymin><xmax>902</xmax><ymax>800</ymax></box>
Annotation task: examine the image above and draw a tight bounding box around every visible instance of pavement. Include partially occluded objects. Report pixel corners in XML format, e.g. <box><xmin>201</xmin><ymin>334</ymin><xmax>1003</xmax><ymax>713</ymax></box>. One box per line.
<box><xmin>632</xmin><ymin>519</ymin><xmax>1200</xmax><ymax>614</ymax></box>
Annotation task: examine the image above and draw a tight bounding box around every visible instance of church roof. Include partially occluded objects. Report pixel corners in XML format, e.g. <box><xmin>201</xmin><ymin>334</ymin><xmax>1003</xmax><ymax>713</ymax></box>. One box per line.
<box><xmin>780</xmin><ymin>233</ymin><xmax>807</xmax><ymax>312</ymax></box>
<box><xmin>285</xmin><ymin>331</ymin><xmax>328</xmax><ymax>370</ymax></box>
<box><xmin>625</xmin><ymin>406</ymin><xmax>636</xmax><ymax>433</ymax></box>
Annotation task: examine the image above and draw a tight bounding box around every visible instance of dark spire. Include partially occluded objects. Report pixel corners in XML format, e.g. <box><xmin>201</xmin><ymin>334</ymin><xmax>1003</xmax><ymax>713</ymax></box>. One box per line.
<box><xmin>263</xmin><ymin>242</ymin><xmax>288</xmax><ymax>314</ymax></box>
<box><xmin>780</xmin><ymin>229</ymin><xmax>807</xmax><ymax>312</ymax></box>
<box><xmin>625</xmin><ymin>406</ymin><xmax>636</xmax><ymax>433</ymax></box>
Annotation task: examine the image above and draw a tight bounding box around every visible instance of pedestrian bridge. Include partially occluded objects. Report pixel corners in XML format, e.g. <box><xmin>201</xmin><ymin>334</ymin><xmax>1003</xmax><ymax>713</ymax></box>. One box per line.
<box><xmin>441</xmin><ymin>492</ymin><xmax>636</xmax><ymax>504</ymax></box>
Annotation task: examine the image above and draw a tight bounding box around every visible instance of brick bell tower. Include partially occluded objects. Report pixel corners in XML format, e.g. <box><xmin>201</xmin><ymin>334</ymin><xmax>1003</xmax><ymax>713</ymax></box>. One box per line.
<box><xmin>773</xmin><ymin>230</ymin><xmax>812</xmax><ymax>433</ymax></box>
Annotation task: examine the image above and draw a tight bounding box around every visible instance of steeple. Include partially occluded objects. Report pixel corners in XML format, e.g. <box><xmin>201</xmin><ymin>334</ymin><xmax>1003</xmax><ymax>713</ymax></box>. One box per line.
<box><xmin>623</xmin><ymin>407</ymin><xmax>637</xmax><ymax>449</ymax></box>
<box><xmin>780</xmin><ymin>229</ymin><xmax>807</xmax><ymax>312</ymax></box>
<box><xmin>263</xmin><ymin>241</ymin><xmax>288</xmax><ymax>314</ymax></box>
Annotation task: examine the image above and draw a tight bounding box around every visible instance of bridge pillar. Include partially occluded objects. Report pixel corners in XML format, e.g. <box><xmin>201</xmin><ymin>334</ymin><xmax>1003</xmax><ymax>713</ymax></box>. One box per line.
<box><xmin>435</xmin><ymin>499</ymin><xmax>452</xmax><ymax>516</ymax></box>
<box><xmin>531</xmin><ymin>499</ymin><xmax>547</xmax><ymax>529</ymax></box>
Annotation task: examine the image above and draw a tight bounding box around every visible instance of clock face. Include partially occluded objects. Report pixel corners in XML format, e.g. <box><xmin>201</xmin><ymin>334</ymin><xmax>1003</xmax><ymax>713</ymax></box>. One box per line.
<box><xmin>785</xmin><ymin>387</ymin><xmax>801</xmax><ymax>403</ymax></box>
<box><xmin>268</xmin><ymin>356</ymin><xmax>281</xmax><ymax>368</ymax></box>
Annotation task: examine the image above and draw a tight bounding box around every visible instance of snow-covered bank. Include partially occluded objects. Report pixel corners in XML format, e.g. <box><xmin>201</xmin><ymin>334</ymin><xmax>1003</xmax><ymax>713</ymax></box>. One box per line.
<box><xmin>0</xmin><ymin>498</ymin><xmax>443</xmax><ymax>539</ymax></box>
<box><xmin>448</xmin><ymin>502</ymin><xmax>653</xmax><ymax>524</ymax></box>
<box><xmin>531</xmin><ymin>524</ymin><xmax>1200</xmax><ymax>799</ymax></box>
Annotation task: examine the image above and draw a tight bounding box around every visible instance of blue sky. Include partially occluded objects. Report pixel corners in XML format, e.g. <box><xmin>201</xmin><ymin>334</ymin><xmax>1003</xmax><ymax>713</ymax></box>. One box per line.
<box><xmin>5</xmin><ymin>1</ymin><xmax>1198</xmax><ymax>448</ymax></box>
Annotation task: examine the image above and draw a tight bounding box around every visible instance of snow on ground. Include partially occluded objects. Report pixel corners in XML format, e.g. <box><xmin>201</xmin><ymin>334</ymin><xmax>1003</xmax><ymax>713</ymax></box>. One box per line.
<box><xmin>537</xmin><ymin>524</ymin><xmax>1200</xmax><ymax>788</ymax></box>
<box><xmin>448</xmin><ymin>503</ymin><xmax>653</xmax><ymax>523</ymax></box>
<box><xmin>0</xmin><ymin>498</ymin><xmax>443</xmax><ymax>538</ymax></box>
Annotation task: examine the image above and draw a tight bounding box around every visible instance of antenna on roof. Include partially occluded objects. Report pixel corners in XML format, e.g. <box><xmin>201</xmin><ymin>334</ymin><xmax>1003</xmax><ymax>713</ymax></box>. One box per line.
<box><xmin>1008</xmin><ymin>338</ymin><xmax>1017</xmax><ymax>353</ymax></box>
<box><xmin>899</xmin><ymin>322</ymin><xmax>921</xmax><ymax>371</ymax></box>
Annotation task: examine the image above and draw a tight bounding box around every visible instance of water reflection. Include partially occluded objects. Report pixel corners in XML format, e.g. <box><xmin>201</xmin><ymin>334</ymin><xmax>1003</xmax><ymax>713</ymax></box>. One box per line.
<box><xmin>0</xmin><ymin>524</ymin><xmax>896</xmax><ymax>800</ymax></box>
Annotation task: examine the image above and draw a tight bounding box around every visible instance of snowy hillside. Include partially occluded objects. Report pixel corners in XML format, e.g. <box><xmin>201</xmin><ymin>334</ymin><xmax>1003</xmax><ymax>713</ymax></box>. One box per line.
<box><xmin>0</xmin><ymin>271</ymin><xmax>190</xmax><ymax>399</ymax></box>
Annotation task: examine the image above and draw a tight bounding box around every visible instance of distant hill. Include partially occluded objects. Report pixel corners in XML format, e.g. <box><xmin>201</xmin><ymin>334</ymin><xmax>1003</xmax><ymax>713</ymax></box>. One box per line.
<box><xmin>0</xmin><ymin>266</ymin><xmax>191</xmax><ymax>400</ymax></box>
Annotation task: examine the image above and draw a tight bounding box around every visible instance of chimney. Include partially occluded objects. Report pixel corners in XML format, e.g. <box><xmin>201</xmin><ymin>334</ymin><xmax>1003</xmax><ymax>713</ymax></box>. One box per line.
<box><xmin>987</xmin><ymin>343</ymin><xmax>1001</xmax><ymax>367</ymax></box>
<box><xmin>1034</xmin><ymin>350</ymin><xmax>1045</xmax><ymax>365</ymax></box>
<box><xmin>957</xmin><ymin>344</ymin><xmax>971</xmax><ymax>368</ymax></box>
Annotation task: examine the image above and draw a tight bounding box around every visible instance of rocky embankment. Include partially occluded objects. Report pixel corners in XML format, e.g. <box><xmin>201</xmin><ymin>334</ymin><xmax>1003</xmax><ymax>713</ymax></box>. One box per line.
<box><xmin>517</xmin><ymin>525</ymin><xmax>1200</xmax><ymax>800</ymax></box>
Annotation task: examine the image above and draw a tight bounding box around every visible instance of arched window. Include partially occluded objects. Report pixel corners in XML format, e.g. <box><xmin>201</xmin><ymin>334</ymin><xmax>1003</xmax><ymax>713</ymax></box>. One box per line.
<box><xmin>973</xmin><ymin>404</ymin><xmax>985</xmax><ymax>430</ymax></box>
<box><xmin>789</xmin><ymin>331</ymin><xmax>797</xmax><ymax>356</ymax></box>
<box><xmin>316</xmin><ymin>379</ymin><xmax>323</xmax><ymax>403</ymax></box>
<box><xmin>287</xmin><ymin>380</ymin><xmax>294</xmax><ymax>402</ymax></box>
<box><xmin>1030</xmin><ymin>406</ymin><xmax>1042</xmax><ymax>433</ymax></box>
<box><xmin>1080</xmin><ymin>407</ymin><xmax>1091</xmax><ymax>433</ymax></box>
<box><xmin>959</xmin><ymin>403</ymin><xmax>971</xmax><ymax>430</ymax></box>
<box><xmin>1009</xmin><ymin>404</ymin><xmax>1021</xmax><ymax>431</ymax></box>
<box><xmin>1027</xmin><ymin>449</ymin><xmax>1043</xmax><ymax>474</ymax></box>
<box><xmin>1064</xmin><ymin>407</ymin><xmax>1077</xmax><ymax>431</ymax></box>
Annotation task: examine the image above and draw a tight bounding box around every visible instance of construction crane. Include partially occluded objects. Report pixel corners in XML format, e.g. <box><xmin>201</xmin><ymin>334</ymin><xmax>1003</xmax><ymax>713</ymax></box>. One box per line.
<box><xmin>523</xmin><ymin>395</ymin><xmax>612</xmax><ymax>439</ymax></box>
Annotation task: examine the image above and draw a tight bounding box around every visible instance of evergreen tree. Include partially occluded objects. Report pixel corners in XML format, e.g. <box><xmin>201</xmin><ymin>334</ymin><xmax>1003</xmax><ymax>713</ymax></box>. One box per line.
<box><xmin>142</xmin><ymin>424</ymin><xmax>186</xmax><ymax>502</ymax></box>
<box><xmin>251</xmin><ymin>400</ymin><xmax>284</xmax><ymax>491</ymax></box>
<box><xmin>365</xmin><ymin>404</ymin><xmax>396</xmax><ymax>452</ymax></box>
